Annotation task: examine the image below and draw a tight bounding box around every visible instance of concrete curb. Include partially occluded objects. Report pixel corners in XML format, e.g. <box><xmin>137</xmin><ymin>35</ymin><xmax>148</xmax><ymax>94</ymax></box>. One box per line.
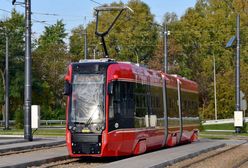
<box><xmin>0</xmin><ymin>139</ymin><xmax>27</xmax><ymax>146</ymax></box>
<box><xmin>204</xmin><ymin>129</ymin><xmax>235</xmax><ymax>132</ymax></box>
<box><xmin>0</xmin><ymin>140</ymin><xmax>65</xmax><ymax>153</ymax></box>
<box><xmin>0</xmin><ymin>135</ymin><xmax>24</xmax><ymax>138</ymax></box>
<box><xmin>2</xmin><ymin>155</ymin><xmax>70</xmax><ymax>168</ymax></box>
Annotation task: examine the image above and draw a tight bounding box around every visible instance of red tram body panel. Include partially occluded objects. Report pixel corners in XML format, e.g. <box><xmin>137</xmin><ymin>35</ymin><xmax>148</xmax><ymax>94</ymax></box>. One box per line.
<box><xmin>64</xmin><ymin>60</ymin><xmax>199</xmax><ymax>157</ymax></box>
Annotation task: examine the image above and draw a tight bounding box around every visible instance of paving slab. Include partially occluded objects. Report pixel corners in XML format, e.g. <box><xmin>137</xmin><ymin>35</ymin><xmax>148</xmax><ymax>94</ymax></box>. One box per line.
<box><xmin>0</xmin><ymin>146</ymin><xmax>69</xmax><ymax>168</ymax></box>
<box><xmin>0</xmin><ymin>139</ymin><xmax>26</xmax><ymax>146</ymax></box>
<box><xmin>97</xmin><ymin>139</ymin><xmax>226</xmax><ymax>168</ymax></box>
<box><xmin>0</xmin><ymin>137</ymin><xmax>65</xmax><ymax>153</ymax></box>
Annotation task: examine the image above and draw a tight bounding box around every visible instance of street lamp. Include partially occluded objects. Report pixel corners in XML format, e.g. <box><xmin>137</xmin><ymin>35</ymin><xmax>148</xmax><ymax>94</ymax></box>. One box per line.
<box><xmin>226</xmin><ymin>14</ymin><xmax>242</xmax><ymax>133</ymax></box>
<box><xmin>154</xmin><ymin>23</ymin><xmax>170</xmax><ymax>73</ymax></box>
<box><xmin>13</xmin><ymin>0</ymin><xmax>33</xmax><ymax>141</ymax></box>
<box><xmin>163</xmin><ymin>23</ymin><xmax>169</xmax><ymax>73</ymax></box>
<box><xmin>213</xmin><ymin>52</ymin><xmax>217</xmax><ymax>121</ymax></box>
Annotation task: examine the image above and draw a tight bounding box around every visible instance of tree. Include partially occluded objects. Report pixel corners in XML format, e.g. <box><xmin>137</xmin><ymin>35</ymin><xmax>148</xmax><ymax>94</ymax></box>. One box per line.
<box><xmin>38</xmin><ymin>20</ymin><xmax>67</xmax><ymax>47</ymax></box>
<box><xmin>69</xmin><ymin>0</ymin><xmax>158</xmax><ymax>64</ymax></box>
<box><xmin>0</xmin><ymin>10</ymin><xmax>25</xmax><ymax>123</ymax></box>
<box><xmin>156</xmin><ymin>0</ymin><xmax>248</xmax><ymax>120</ymax></box>
<box><xmin>32</xmin><ymin>20</ymin><xmax>69</xmax><ymax>119</ymax></box>
<box><xmin>148</xmin><ymin>12</ymin><xmax>181</xmax><ymax>71</ymax></box>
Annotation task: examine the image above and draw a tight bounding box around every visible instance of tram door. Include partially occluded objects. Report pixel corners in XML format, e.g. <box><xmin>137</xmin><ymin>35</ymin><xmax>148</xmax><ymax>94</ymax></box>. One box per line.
<box><xmin>167</xmin><ymin>79</ymin><xmax>182</xmax><ymax>144</ymax></box>
<box><xmin>145</xmin><ymin>78</ymin><xmax>159</xmax><ymax>147</ymax></box>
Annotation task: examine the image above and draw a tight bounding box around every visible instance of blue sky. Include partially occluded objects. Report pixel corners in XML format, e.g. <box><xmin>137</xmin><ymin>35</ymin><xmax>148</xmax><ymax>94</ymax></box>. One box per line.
<box><xmin>0</xmin><ymin>0</ymin><xmax>196</xmax><ymax>37</ymax></box>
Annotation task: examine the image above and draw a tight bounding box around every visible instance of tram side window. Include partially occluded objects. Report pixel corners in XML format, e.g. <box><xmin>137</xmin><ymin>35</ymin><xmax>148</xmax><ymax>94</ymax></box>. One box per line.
<box><xmin>109</xmin><ymin>81</ymin><xmax>135</xmax><ymax>131</ymax></box>
<box><xmin>134</xmin><ymin>83</ymin><xmax>148</xmax><ymax>128</ymax></box>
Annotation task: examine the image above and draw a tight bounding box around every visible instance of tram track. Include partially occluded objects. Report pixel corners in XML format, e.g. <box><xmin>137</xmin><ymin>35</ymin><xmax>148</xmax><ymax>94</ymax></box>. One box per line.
<box><xmin>34</xmin><ymin>157</ymin><xmax>117</xmax><ymax>168</ymax></box>
<box><xmin>30</xmin><ymin>158</ymin><xmax>81</xmax><ymax>168</ymax></box>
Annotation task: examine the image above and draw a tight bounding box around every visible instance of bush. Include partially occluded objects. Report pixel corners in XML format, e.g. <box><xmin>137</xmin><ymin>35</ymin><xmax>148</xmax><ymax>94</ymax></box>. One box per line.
<box><xmin>15</xmin><ymin>109</ymin><xmax>24</xmax><ymax>129</ymax></box>
<box><xmin>240</xmin><ymin>122</ymin><xmax>247</xmax><ymax>133</ymax></box>
<box><xmin>40</xmin><ymin>105</ymin><xmax>65</xmax><ymax>120</ymax></box>
<box><xmin>53</xmin><ymin>108</ymin><xmax>65</xmax><ymax>120</ymax></box>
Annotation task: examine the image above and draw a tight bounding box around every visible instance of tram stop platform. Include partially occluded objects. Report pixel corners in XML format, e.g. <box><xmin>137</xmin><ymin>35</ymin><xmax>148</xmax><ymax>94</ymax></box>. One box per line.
<box><xmin>0</xmin><ymin>135</ymin><xmax>65</xmax><ymax>153</ymax></box>
<box><xmin>0</xmin><ymin>135</ymin><xmax>67</xmax><ymax>168</ymax></box>
<box><xmin>98</xmin><ymin>139</ymin><xmax>231</xmax><ymax>168</ymax></box>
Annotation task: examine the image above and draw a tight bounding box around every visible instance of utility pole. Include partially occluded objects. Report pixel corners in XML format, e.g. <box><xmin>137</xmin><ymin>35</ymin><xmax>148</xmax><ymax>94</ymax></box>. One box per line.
<box><xmin>24</xmin><ymin>0</ymin><xmax>32</xmax><ymax>141</ymax></box>
<box><xmin>4</xmin><ymin>34</ymin><xmax>9</xmax><ymax>130</ymax></box>
<box><xmin>93</xmin><ymin>48</ymin><xmax>96</xmax><ymax>60</ymax></box>
<box><xmin>163</xmin><ymin>23</ymin><xmax>168</xmax><ymax>73</ymax></box>
<box><xmin>236</xmin><ymin>14</ymin><xmax>240</xmax><ymax>112</ymax></box>
<box><xmin>226</xmin><ymin>14</ymin><xmax>243</xmax><ymax>133</ymax></box>
<box><xmin>12</xmin><ymin>0</ymin><xmax>32</xmax><ymax>140</ymax></box>
<box><xmin>235</xmin><ymin>14</ymin><xmax>241</xmax><ymax>133</ymax></box>
<box><xmin>161</xmin><ymin>23</ymin><xmax>168</xmax><ymax>146</ymax></box>
<box><xmin>84</xmin><ymin>28</ymin><xmax>87</xmax><ymax>60</ymax></box>
<box><xmin>213</xmin><ymin>53</ymin><xmax>217</xmax><ymax>121</ymax></box>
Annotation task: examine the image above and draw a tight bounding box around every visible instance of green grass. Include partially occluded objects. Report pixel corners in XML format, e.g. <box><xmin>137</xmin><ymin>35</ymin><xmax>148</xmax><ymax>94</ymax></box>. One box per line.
<box><xmin>0</xmin><ymin>128</ymin><xmax>65</xmax><ymax>137</ymax></box>
<box><xmin>200</xmin><ymin>122</ymin><xmax>248</xmax><ymax>139</ymax></box>
<box><xmin>203</xmin><ymin>123</ymin><xmax>248</xmax><ymax>131</ymax></box>
<box><xmin>199</xmin><ymin>130</ymin><xmax>248</xmax><ymax>139</ymax></box>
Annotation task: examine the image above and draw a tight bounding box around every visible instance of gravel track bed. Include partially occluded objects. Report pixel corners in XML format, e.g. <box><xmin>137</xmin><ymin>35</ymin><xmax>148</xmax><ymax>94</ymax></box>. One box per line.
<box><xmin>29</xmin><ymin>159</ymin><xmax>103</xmax><ymax>168</ymax></box>
<box><xmin>34</xmin><ymin>157</ymin><xmax>118</xmax><ymax>168</ymax></box>
<box><xmin>167</xmin><ymin>140</ymin><xmax>248</xmax><ymax>168</ymax></box>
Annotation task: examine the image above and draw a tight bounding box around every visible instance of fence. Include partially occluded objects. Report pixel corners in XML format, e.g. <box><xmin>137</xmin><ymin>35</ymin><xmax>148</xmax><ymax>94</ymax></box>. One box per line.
<box><xmin>2</xmin><ymin>118</ymin><xmax>248</xmax><ymax>127</ymax></box>
<box><xmin>202</xmin><ymin>117</ymin><xmax>248</xmax><ymax>125</ymax></box>
<box><xmin>0</xmin><ymin>120</ymin><xmax>66</xmax><ymax>127</ymax></box>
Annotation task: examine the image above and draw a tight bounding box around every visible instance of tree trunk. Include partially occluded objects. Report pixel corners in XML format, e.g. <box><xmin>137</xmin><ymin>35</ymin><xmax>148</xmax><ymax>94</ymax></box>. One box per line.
<box><xmin>0</xmin><ymin>69</ymin><xmax>5</xmax><ymax>120</ymax></box>
<box><xmin>0</xmin><ymin>69</ymin><xmax>5</xmax><ymax>91</ymax></box>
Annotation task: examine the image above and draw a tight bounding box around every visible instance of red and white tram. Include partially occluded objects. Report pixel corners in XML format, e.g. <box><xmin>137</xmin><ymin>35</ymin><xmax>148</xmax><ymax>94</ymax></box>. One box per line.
<box><xmin>64</xmin><ymin>59</ymin><xmax>199</xmax><ymax>157</ymax></box>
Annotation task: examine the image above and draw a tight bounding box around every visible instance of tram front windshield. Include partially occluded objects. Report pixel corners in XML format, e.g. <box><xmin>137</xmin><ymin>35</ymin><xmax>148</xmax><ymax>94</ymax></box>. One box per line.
<box><xmin>70</xmin><ymin>74</ymin><xmax>105</xmax><ymax>130</ymax></box>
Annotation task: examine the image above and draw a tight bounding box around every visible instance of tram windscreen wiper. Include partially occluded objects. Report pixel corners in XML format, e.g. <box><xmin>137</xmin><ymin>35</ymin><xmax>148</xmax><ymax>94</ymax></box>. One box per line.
<box><xmin>85</xmin><ymin>104</ymin><xmax>102</xmax><ymax>126</ymax></box>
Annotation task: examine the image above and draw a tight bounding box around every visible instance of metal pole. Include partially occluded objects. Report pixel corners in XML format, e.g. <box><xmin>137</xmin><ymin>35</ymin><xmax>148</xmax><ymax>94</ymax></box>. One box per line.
<box><xmin>236</xmin><ymin>14</ymin><xmax>240</xmax><ymax>112</ymax></box>
<box><xmin>164</xmin><ymin>24</ymin><xmax>168</xmax><ymax>73</ymax></box>
<box><xmin>235</xmin><ymin>14</ymin><xmax>241</xmax><ymax>133</ymax></box>
<box><xmin>213</xmin><ymin>53</ymin><xmax>217</xmax><ymax>121</ymax></box>
<box><xmin>24</xmin><ymin>0</ymin><xmax>32</xmax><ymax>141</ymax></box>
<box><xmin>84</xmin><ymin>28</ymin><xmax>87</xmax><ymax>60</ymax></box>
<box><xmin>236</xmin><ymin>15</ymin><xmax>240</xmax><ymax>109</ymax></box>
<box><xmin>162</xmin><ymin>24</ymin><xmax>168</xmax><ymax>146</ymax></box>
<box><xmin>93</xmin><ymin>48</ymin><xmax>96</xmax><ymax>60</ymax></box>
<box><xmin>4</xmin><ymin>34</ymin><xmax>9</xmax><ymax>130</ymax></box>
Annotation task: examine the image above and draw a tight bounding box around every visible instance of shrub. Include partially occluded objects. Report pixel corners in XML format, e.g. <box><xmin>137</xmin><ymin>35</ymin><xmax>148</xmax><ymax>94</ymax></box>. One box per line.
<box><xmin>15</xmin><ymin>109</ymin><xmax>24</xmax><ymax>129</ymax></box>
